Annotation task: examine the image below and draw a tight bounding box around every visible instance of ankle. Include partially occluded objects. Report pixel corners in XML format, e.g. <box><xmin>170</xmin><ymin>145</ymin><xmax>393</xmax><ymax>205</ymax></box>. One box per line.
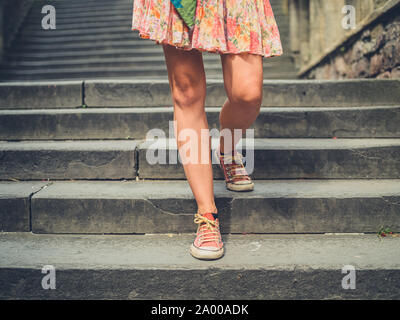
<box><xmin>218</xmin><ymin>146</ymin><xmax>235</xmax><ymax>156</ymax></box>
<box><xmin>197</xmin><ymin>207</ymin><xmax>218</xmax><ymax>215</ymax></box>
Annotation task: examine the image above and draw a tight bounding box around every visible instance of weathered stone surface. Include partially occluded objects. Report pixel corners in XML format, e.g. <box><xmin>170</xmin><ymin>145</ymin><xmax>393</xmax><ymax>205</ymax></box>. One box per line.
<box><xmin>391</xmin><ymin>65</ymin><xmax>400</xmax><ymax>77</ymax></box>
<box><xmin>252</xmin><ymin>106</ymin><xmax>400</xmax><ymax>138</ymax></box>
<box><xmin>27</xmin><ymin>179</ymin><xmax>400</xmax><ymax>234</ymax></box>
<box><xmin>382</xmin><ymin>40</ymin><xmax>398</xmax><ymax>69</ymax></box>
<box><xmin>352</xmin><ymin>57</ymin><xmax>370</xmax><ymax>78</ymax></box>
<box><xmin>377</xmin><ymin>71</ymin><xmax>392</xmax><ymax>78</ymax></box>
<box><xmin>0</xmin><ymin>107</ymin><xmax>174</xmax><ymax>140</ymax></box>
<box><xmin>1</xmin><ymin>79</ymin><xmax>399</xmax><ymax>109</ymax></box>
<box><xmin>370</xmin><ymin>23</ymin><xmax>385</xmax><ymax>52</ymax></box>
<box><xmin>0</xmin><ymin>233</ymin><xmax>399</xmax><ymax>299</ymax></box>
<box><xmin>0</xmin><ymin>81</ymin><xmax>83</xmax><ymax>109</ymax></box>
<box><xmin>84</xmin><ymin>80</ymin><xmax>173</xmax><ymax>107</ymax></box>
<box><xmin>304</xmin><ymin>6</ymin><xmax>400</xmax><ymax>79</ymax></box>
<box><xmin>370</xmin><ymin>53</ymin><xmax>384</xmax><ymax>75</ymax></box>
<box><xmin>84</xmin><ymin>79</ymin><xmax>400</xmax><ymax>107</ymax></box>
<box><xmin>0</xmin><ymin>140</ymin><xmax>139</xmax><ymax>180</ymax></box>
<box><xmin>250</xmin><ymin>139</ymin><xmax>400</xmax><ymax>179</ymax></box>
<box><xmin>260</xmin><ymin>79</ymin><xmax>400</xmax><ymax>107</ymax></box>
<box><xmin>0</xmin><ymin>182</ymin><xmax>48</xmax><ymax>231</ymax></box>
<box><xmin>1</xmin><ymin>106</ymin><xmax>399</xmax><ymax>140</ymax></box>
<box><xmin>334</xmin><ymin>56</ymin><xmax>348</xmax><ymax>77</ymax></box>
<box><xmin>31</xmin><ymin>180</ymin><xmax>229</xmax><ymax>234</ymax></box>
<box><xmin>138</xmin><ymin>138</ymin><xmax>400</xmax><ymax>179</ymax></box>
<box><xmin>230</xmin><ymin>195</ymin><xmax>400</xmax><ymax>233</ymax></box>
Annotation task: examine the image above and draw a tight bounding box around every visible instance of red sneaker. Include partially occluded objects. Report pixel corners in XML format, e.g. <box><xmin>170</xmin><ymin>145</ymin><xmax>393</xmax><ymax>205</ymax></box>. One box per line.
<box><xmin>215</xmin><ymin>148</ymin><xmax>254</xmax><ymax>192</ymax></box>
<box><xmin>190</xmin><ymin>212</ymin><xmax>224</xmax><ymax>260</ymax></box>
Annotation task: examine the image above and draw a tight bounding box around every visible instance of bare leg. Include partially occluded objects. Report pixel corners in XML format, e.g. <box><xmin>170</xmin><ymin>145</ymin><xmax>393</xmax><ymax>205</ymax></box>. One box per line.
<box><xmin>219</xmin><ymin>53</ymin><xmax>263</xmax><ymax>154</ymax></box>
<box><xmin>162</xmin><ymin>44</ymin><xmax>217</xmax><ymax>214</ymax></box>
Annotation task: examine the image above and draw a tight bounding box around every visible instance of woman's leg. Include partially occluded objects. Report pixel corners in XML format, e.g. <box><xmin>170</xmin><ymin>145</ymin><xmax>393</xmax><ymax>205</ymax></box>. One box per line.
<box><xmin>219</xmin><ymin>53</ymin><xmax>263</xmax><ymax>154</ymax></box>
<box><xmin>162</xmin><ymin>44</ymin><xmax>217</xmax><ymax>214</ymax></box>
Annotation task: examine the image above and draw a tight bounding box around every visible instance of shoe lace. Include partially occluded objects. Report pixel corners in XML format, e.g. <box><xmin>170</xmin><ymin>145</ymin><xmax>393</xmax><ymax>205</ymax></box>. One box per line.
<box><xmin>194</xmin><ymin>213</ymin><xmax>221</xmax><ymax>244</ymax></box>
<box><xmin>221</xmin><ymin>153</ymin><xmax>250</xmax><ymax>180</ymax></box>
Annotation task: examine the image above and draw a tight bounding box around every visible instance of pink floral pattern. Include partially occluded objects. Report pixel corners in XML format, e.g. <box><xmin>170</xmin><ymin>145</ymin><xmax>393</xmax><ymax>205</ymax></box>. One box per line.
<box><xmin>132</xmin><ymin>0</ymin><xmax>283</xmax><ymax>58</ymax></box>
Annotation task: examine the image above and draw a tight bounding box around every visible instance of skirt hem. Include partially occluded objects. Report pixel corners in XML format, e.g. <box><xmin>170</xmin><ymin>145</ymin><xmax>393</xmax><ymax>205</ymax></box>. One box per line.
<box><xmin>131</xmin><ymin>27</ymin><xmax>284</xmax><ymax>59</ymax></box>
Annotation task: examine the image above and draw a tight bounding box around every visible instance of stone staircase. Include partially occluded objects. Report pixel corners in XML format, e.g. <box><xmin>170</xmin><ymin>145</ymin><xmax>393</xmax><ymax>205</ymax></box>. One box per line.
<box><xmin>0</xmin><ymin>78</ymin><xmax>400</xmax><ymax>299</ymax></box>
<box><xmin>0</xmin><ymin>0</ymin><xmax>298</xmax><ymax>81</ymax></box>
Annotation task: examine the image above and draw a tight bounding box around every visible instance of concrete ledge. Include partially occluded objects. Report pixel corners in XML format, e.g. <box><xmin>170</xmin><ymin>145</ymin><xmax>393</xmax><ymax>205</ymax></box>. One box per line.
<box><xmin>138</xmin><ymin>138</ymin><xmax>400</xmax><ymax>179</ymax></box>
<box><xmin>1</xmin><ymin>138</ymin><xmax>399</xmax><ymax>180</ymax></box>
<box><xmin>24</xmin><ymin>179</ymin><xmax>400</xmax><ymax>233</ymax></box>
<box><xmin>0</xmin><ymin>81</ymin><xmax>83</xmax><ymax>109</ymax></box>
<box><xmin>0</xmin><ymin>140</ymin><xmax>140</xmax><ymax>180</ymax></box>
<box><xmin>0</xmin><ymin>233</ymin><xmax>399</xmax><ymax>299</ymax></box>
<box><xmin>1</xmin><ymin>79</ymin><xmax>399</xmax><ymax>109</ymax></box>
<box><xmin>1</xmin><ymin>106</ymin><xmax>399</xmax><ymax>140</ymax></box>
<box><xmin>260</xmin><ymin>79</ymin><xmax>400</xmax><ymax>107</ymax></box>
<box><xmin>84</xmin><ymin>79</ymin><xmax>173</xmax><ymax>107</ymax></box>
<box><xmin>84</xmin><ymin>79</ymin><xmax>400</xmax><ymax>107</ymax></box>
<box><xmin>0</xmin><ymin>182</ymin><xmax>48</xmax><ymax>232</ymax></box>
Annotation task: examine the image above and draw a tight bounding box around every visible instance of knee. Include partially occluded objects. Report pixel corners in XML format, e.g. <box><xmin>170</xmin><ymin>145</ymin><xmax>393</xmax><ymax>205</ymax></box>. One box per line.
<box><xmin>171</xmin><ymin>77</ymin><xmax>206</xmax><ymax>109</ymax></box>
<box><xmin>229</xmin><ymin>86</ymin><xmax>262</xmax><ymax>111</ymax></box>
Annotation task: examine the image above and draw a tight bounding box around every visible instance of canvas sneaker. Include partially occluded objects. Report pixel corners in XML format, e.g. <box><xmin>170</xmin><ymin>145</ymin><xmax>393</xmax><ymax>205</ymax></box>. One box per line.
<box><xmin>190</xmin><ymin>212</ymin><xmax>224</xmax><ymax>260</ymax></box>
<box><xmin>215</xmin><ymin>148</ymin><xmax>254</xmax><ymax>191</ymax></box>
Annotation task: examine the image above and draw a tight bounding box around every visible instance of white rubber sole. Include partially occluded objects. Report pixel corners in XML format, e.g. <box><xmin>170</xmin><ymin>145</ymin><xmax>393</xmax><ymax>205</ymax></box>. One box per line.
<box><xmin>226</xmin><ymin>181</ymin><xmax>254</xmax><ymax>192</ymax></box>
<box><xmin>190</xmin><ymin>243</ymin><xmax>225</xmax><ymax>260</ymax></box>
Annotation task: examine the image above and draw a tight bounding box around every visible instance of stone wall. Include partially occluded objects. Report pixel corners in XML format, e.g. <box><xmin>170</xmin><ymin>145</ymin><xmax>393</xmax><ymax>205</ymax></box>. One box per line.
<box><xmin>288</xmin><ymin>0</ymin><xmax>400</xmax><ymax>79</ymax></box>
<box><xmin>305</xmin><ymin>10</ymin><xmax>400</xmax><ymax>79</ymax></box>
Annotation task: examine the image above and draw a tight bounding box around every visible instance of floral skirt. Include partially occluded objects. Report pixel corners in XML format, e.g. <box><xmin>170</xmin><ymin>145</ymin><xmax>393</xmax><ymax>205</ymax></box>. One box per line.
<box><xmin>131</xmin><ymin>0</ymin><xmax>283</xmax><ymax>58</ymax></box>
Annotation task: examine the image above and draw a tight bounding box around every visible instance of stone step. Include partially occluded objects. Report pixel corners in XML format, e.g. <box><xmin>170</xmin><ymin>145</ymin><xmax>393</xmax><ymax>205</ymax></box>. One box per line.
<box><xmin>0</xmin><ymin>71</ymin><xmax>299</xmax><ymax>81</ymax></box>
<box><xmin>4</xmin><ymin>47</ymin><xmax>169</xmax><ymax>61</ymax></box>
<box><xmin>23</xmin><ymin>17</ymin><xmax>136</xmax><ymax>35</ymax></box>
<box><xmin>0</xmin><ymin>72</ymin><xmax>299</xmax><ymax>82</ymax></box>
<box><xmin>0</xmin><ymin>232</ymin><xmax>399</xmax><ymax>299</ymax></box>
<box><xmin>138</xmin><ymin>138</ymin><xmax>400</xmax><ymax>180</ymax></box>
<box><xmin>5</xmin><ymin>50</ymin><xmax>292</xmax><ymax>64</ymax></box>
<box><xmin>1</xmin><ymin>106</ymin><xmax>399</xmax><ymax>140</ymax></box>
<box><xmin>4</xmin><ymin>47</ymin><xmax>293</xmax><ymax>63</ymax></box>
<box><xmin>2</xmin><ymin>56</ymin><xmax>293</xmax><ymax>70</ymax></box>
<box><xmin>3</xmin><ymin>56</ymin><xmax>218</xmax><ymax>69</ymax></box>
<box><xmin>0</xmin><ymin>59</ymin><xmax>297</xmax><ymax>80</ymax></box>
<box><xmin>24</xmin><ymin>11</ymin><xmax>133</xmax><ymax>25</ymax></box>
<box><xmin>82</xmin><ymin>79</ymin><xmax>400</xmax><ymax>108</ymax></box>
<box><xmin>1</xmin><ymin>179</ymin><xmax>400</xmax><ymax>233</ymax></box>
<box><xmin>1</xmin><ymin>138</ymin><xmax>400</xmax><ymax>180</ymax></box>
<box><xmin>11</xmin><ymin>40</ymin><xmax>169</xmax><ymax>53</ymax></box>
<box><xmin>15</xmin><ymin>33</ymin><xmax>146</xmax><ymax>45</ymax></box>
<box><xmin>1</xmin><ymin>79</ymin><xmax>398</xmax><ymax>108</ymax></box>
<box><xmin>28</xmin><ymin>1</ymin><xmax>132</xmax><ymax>15</ymax></box>
<box><xmin>23</xmin><ymin>15</ymin><xmax>288</xmax><ymax>32</ymax></box>
<box><xmin>0</xmin><ymin>140</ymin><xmax>139</xmax><ymax>180</ymax></box>
<box><xmin>1</xmin><ymin>232</ymin><xmax>399</xmax><ymax>299</ymax></box>
<box><xmin>19</xmin><ymin>21</ymin><xmax>289</xmax><ymax>42</ymax></box>
<box><xmin>3</xmin><ymin>0</ymin><xmax>295</xmax><ymax>82</ymax></box>
<box><xmin>18</xmin><ymin>26</ymin><xmax>133</xmax><ymax>38</ymax></box>
<box><xmin>0</xmin><ymin>80</ymin><xmax>84</xmax><ymax>109</ymax></box>
<box><xmin>0</xmin><ymin>68</ymin><xmax>298</xmax><ymax>81</ymax></box>
<box><xmin>25</xmin><ymin>12</ymin><xmax>133</xmax><ymax>26</ymax></box>
<box><xmin>28</xmin><ymin>1</ymin><xmax>133</xmax><ymax>17</ymax></box>
<box><xmin>33</xmin><ymin>0</ymin><xmax>129</xmax><ymax>8</ymax></box>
